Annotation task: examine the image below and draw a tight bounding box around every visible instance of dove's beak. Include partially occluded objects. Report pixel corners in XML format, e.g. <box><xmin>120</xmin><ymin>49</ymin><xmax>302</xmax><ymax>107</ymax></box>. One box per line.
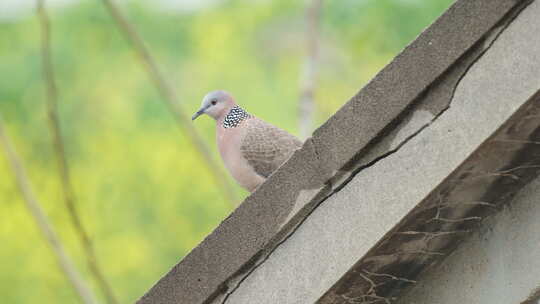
<box><xmin>191</xmin><ymin>110</ymin><xmax>204</xmax><ymax>121</ymax></box>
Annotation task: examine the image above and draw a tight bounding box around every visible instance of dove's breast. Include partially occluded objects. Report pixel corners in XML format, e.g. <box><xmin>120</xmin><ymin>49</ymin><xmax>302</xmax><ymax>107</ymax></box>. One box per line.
<box><xmin>216</xmin><ymin>118</ymin><xmax>265</xmax><ymax>192</ymax></box>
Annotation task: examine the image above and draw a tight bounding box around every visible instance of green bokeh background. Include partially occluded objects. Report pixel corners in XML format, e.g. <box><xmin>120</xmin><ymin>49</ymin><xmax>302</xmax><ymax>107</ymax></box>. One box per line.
<box><xmin>0</xmin><ymin>0</ymin><xmax>453</xmax><ymax>302</ymax></box>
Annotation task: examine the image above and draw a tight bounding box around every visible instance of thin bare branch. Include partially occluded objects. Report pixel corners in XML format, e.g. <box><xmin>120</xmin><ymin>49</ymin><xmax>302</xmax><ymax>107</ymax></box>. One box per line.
<box><xmin>36</xmin><ymin>1</ymin><xmax>118</xmax><ymax>303</ymax></box>
<box><xmin>0</xmin><ymin>115</ymin><xmax>97</xmax><ymax>304</ymax></box>
<box><xmin>298</xmin><ymin>0</ymin><xmax>323</xmax><ymax>139</ymax></box>
<box><xmin>100</xmin><ymin>0</ymin><xmax>239</xmax><ymax>205</ymax></box>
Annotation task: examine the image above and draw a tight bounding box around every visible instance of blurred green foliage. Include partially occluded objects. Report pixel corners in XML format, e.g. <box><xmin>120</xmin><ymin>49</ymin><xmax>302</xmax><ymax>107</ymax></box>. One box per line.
<box><xmin>0</xmin><ymin>0</ymin><xmax>453</xmax><ymax>302</ymax></box>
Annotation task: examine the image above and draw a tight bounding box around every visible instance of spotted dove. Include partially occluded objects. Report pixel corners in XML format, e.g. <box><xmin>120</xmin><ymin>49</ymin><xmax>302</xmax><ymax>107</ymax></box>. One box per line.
<box><xmin>192</xmin><ymin>90</ymin><xmax>303</xmax><ymax>192</ymax></box>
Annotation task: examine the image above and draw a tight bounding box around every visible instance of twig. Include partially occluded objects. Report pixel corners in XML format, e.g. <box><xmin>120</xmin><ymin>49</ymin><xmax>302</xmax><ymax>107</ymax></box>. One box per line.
<box><xmin>100</xmin><ymin>0</ymin><xmax>239</xmax><ymax>205</ymax></box>
<box><xmin>0</xmin><ymin>115</ymin><xmax>97</xmax><ymax>304</ymax></box>
<box><xmin>36</xmin><ymin>1</ymin><xmax>119</xmax><ymax>303</ymax></box>
<box><xmin>298</xmin><ymin>0</ymin><xmax>323</xmax><ymax>139</ymax></box>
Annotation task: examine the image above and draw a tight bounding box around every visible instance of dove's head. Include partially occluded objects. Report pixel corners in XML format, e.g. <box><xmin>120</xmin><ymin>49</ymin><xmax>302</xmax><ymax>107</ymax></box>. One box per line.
<box><xmin>192</xmin><ymin>90</ymin><xmax>237</xmax><ymax>121</ymax></box>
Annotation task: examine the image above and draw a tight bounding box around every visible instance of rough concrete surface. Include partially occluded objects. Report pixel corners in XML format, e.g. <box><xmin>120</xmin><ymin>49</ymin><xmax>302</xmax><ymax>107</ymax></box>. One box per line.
<box><xmin>137</xmin><ymin>0</ymin><xmax>538</xmax><ymax>303</ymax></box>
<box><xmin>397</xmin><ymin>176</ymin><xmax>540</xmax><ymax>304</ymax></box>
<box><xmin>217</xmin><ymin>1</ymin><xmax>540</xmax><ymax>303</ymax></box>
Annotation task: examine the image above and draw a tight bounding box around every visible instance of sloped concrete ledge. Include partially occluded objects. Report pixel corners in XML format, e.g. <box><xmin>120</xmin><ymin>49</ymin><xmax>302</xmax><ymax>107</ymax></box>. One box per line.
<box><xmin>216</xmin><ymin>0</ymin><xmax>540</xmax><ymax>297</ymax></box>
<box><xmin>137</xmin><ymin>0</ymin><xmax>535</xmax><ymax>303</ymax></box>
<box><xmin>318</xmin><ymin>90</ymin><xmax>540</xmax><ymax>304</ymax></box>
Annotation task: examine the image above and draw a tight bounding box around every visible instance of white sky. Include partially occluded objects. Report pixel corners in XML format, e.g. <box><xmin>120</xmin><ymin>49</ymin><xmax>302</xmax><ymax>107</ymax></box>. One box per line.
<box><xmin>0</xmin><ymin>0</ymin><xmax>221</xmax><ymax>21</ymax></box>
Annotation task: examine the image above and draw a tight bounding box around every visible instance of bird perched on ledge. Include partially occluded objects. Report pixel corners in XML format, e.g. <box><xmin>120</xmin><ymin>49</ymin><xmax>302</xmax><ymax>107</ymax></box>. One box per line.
<box><xmin>192</xmin><ymin>90</ymin><xmax>303</xmax><ymax>192</ymax></box>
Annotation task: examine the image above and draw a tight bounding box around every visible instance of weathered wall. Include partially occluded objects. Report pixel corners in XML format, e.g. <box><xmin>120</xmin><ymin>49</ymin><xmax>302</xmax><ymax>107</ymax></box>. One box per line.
<box><xmin>215</xmin><ymin>1</ymin><xmax>540</xmax><ymax>303</ymax></box>
<box><xmin>397</xmin><ymin>175</ymin><xmax>540</xmax><ymax>304</ymax></box>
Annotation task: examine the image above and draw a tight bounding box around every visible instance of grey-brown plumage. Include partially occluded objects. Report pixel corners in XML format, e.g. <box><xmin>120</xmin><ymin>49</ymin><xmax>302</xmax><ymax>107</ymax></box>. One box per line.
<box><xmin>240</xmin><ymin>118</ymin><xmax>303</xmax><ymax>178</ymax></box>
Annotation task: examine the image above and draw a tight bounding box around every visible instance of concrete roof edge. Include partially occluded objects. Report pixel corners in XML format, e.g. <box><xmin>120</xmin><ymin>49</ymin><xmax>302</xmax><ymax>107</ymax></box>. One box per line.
<box><xmin>137</xmin><ymin>1</ymin><xmax>529</xmax><ymax>303</ymax></box>
<box><xmin>317</xmin><ymin>87</ymin><xmax>540</xmax><ymax>303</ymax></box>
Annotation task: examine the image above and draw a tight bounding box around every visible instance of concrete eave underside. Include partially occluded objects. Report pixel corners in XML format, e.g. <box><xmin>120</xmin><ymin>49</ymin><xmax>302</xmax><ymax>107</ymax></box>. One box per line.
<box><xmin>138</xmin><ymin>0</ymin><xmax>538</xmax><ymax>303</ymax></box>
<box><xmin>317</xmin><ymin>90</ymin><xmax>540</xmax><ymax>304</ymax></box>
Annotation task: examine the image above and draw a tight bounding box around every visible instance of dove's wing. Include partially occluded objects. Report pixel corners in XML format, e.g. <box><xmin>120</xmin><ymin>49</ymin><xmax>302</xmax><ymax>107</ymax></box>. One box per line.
<box><xmin>240</xmin><ymin>118</ymin><xmax>302</xmax><ymax>178</ymax></box>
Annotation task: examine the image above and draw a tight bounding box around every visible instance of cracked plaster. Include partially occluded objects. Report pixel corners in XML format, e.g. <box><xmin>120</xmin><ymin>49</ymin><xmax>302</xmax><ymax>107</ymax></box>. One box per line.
<box><xmin>220</xmin><ymin>1</ymin><xmax>540</xmax><ymax>303</ymax></box>
<box><xmin>396</xmin><ymin>176</ymin><xmax>540</xmax><ymax>304</ymax></box>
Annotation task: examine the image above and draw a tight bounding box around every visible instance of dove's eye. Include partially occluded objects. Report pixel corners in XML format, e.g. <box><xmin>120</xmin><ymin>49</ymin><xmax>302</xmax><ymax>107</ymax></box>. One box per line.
<box><xmin>211</xmin><ymin>99</ymin><xmax>217</xmax><ymax>105</ymax></box>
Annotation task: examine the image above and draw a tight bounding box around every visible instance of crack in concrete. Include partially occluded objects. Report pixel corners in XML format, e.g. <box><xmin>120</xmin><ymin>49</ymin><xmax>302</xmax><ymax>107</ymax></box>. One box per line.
<box><xmin>370</xmin><ymin>250</ymin><xmax>446</xmax><ymax>258</ymax></box>
<box><xmin>438</xmin><ymin>201</ymin><xmax>497</xmax><ymax>209</ymax></box>
<box><xmin>427</xmin><ymin>203</ymin><xmax>483</xmax><ymax>224</ymax></box>
<box><xmin>394</xmin><ymin>230</ymin><xmax>471</xmax><ymax>242</ymax></box>
<box><xmin>219</xmin><ymin>3</ymin><xmax>529</xmax><ymax>303</ymax></box>
<box><xmin>218</xmin><ymin>123</ymin><xmax>439</xmax><ymax>304</ymax></box>
<box><xmin>362</xmin><ymin>270</ymin><xmax>417</xmax><ymax>284</ymax></box>
<box><xmin>454</xmin><ymin>164</ymin><xmax>540</xmax><ymax>183</ymax></box>
<box><xmin>219</xmin><ymin>122</ymin><xmax>438</xmax><ymax>304</ymax></box>
<box><xmin>344</xmin><ymin>269</ymin><xmax>417</xmax><ymax>304</ymax></box>
<box><xmin>328</xmin><ymin>6</ymin><xmax>534</xmax><ymax>303</ymax></box>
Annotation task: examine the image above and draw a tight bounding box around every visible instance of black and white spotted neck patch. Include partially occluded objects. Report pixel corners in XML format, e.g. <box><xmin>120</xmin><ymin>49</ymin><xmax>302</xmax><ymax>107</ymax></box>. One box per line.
<box><xmin>223</xmin><ymin>106</ymin><xmax>251</xmax><ymax>128</ymax></box>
